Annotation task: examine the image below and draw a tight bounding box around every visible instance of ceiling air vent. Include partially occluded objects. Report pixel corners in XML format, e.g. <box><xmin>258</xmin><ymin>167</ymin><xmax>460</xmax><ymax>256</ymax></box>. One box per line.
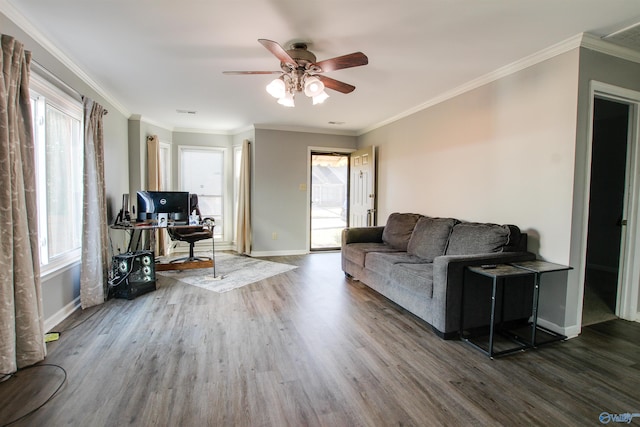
<box><xmin>603</xmin><ymin>22</ymin><xmax>640</xmax><ymax>51</ymax></box>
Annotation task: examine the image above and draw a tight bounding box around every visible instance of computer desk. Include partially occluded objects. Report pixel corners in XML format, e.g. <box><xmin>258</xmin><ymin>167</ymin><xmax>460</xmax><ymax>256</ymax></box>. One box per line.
<box><xmin>110</xmin><ymin>221</ymin><xmax>216</xmax><ymax>273</ymax></box>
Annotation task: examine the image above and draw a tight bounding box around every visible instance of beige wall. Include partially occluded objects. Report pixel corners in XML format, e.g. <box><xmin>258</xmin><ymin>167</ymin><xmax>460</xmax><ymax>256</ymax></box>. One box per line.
<box><xmin>358</xmin><ymin>49</ymin><xmax>581</xmax><ymax>330</ymax></box>
<box><xmin>359</xmin><ymin>49</ymin><xmax>580</xmax><ymax>262</ymax></box>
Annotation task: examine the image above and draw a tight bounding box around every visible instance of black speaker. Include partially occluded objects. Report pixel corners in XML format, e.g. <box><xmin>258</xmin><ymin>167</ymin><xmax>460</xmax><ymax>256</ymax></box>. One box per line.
<box><xmin>109</xmin><ymin>251</ymin><xmax>156</xmax><ymax>300</ymax></box>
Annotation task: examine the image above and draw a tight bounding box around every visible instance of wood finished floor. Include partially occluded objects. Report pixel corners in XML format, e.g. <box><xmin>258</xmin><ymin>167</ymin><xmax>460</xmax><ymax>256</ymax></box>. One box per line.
<box><xmin>1</xmin><ymin>252</ymin><xmax>639</xmax><ymax>426</ymax></box>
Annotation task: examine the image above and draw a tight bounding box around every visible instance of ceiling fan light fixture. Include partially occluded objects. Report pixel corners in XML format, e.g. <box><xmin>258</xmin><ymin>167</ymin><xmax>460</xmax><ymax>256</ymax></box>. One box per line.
<box><xmin>312</xmin><ymin>90</ymin><xmax>329</xmax><ymax>105</ymax></box>
<box><xmin>266</xmin><ymin>77</ymin><xmax>286</xmax><ymax>99</ymax></box>
<box><xmin>304</xmin><ymin>76</ymin><xmax>325</xmax><ymax>97</ymax></box>
<box><xmin>277</xmin><ymin>91</ymin><xmax>295</xmax><ymax>107</ymax></box>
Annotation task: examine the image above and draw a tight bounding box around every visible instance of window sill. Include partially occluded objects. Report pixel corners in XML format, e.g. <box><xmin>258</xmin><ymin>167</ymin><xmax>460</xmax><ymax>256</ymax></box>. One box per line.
<box><xmin>41</xmin><ymin>253</ymin><xmax>82</xmax><ymax>281</ymax></box>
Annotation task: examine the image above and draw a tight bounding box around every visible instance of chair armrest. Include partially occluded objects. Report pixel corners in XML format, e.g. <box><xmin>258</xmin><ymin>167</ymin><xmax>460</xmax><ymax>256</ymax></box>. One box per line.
<box><xmin>431</xmin><ymin>251</ymin><xmax>537</xmax><ymax>336</ymax></box>
<box><xmin>341</xmin><ymin>226</ymin><xmax>385</xmax><ymax>245</ymax></box>
<box><xmin>201</xmin><ymin>217</ymin><xmax>215</xmax><ymax>229</ymax></box>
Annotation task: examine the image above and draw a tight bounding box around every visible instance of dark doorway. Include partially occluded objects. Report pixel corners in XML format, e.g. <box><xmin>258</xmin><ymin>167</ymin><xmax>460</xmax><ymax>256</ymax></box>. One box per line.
<box><xmin>583</xmin><ymin>98</ymin><xmax>630</xmax><ymax>326</ymax></box>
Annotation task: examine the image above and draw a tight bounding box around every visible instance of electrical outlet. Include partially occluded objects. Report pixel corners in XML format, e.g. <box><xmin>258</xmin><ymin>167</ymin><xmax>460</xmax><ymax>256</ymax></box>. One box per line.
<box><xmin>272</xmin><ymin>232</ymin><xmax>278</xmax><ymax>240</ymax></box>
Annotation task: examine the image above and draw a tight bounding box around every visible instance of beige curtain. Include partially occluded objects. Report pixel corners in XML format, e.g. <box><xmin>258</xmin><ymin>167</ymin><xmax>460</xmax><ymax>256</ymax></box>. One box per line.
<box><xmin>80</xmin><ymin>97</ymin><xmax>109</xmax><ymax>308</ymax></box>
<box><xmin>0</xmin><ymin>35</ymin><xmax>46</xmax><ymax>373</ymax></box>
<box><xmin>147</xmin><ymin>135</ymin><xmax>165</xmax><ymax>255</ymax></box>
<box><xmin>236</xmin><ymin>139</ymin><xmax>251</xmax><ymax>254</ymax></box>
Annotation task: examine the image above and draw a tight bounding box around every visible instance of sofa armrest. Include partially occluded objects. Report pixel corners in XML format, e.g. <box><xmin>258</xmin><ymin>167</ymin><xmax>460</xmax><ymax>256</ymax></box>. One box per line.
<box><xmin>430</xmin><ymin>251</ymin><xmax>537</xmax><ymax>338</ymax></box>
<box><xmin>341</xmin><ymin>226</ymin><xmax>385</xmax><ymax>245</ymax></box>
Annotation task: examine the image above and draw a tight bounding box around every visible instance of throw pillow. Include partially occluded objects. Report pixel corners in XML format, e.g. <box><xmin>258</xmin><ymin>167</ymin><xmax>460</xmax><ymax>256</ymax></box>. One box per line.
<box><xmin>381</xmin><ymin>212</ymin><xmax>422</xmax><ymax>250</ymax></box>
<box><xmin>445</xmin><ymin>222</ymin><xmax>513</xmax><ymax>255</ymax></box>
<box><xmin>407</xmin><ymin>217</ymin><xmax>458</xmax><ymax>261</ymax></box>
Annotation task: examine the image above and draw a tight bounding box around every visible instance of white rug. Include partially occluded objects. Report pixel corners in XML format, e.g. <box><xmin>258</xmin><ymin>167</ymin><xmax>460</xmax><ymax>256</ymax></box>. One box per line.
<box><xmin>156</xmin><ymin>252</ymin><xmax>297</xmax><ymax>293</ymax></box>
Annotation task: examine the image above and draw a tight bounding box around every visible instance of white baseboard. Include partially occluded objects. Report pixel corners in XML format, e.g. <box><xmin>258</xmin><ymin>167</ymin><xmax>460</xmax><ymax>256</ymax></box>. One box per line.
<box><xmin>44</xmin><ymin>296</ymin><xmax>81</xmax><ymax>333</ymax></box>
<box><xmin>537</xmin><ymin>317</ymin><xmax>580</xmax><ymax>339</ymax></box>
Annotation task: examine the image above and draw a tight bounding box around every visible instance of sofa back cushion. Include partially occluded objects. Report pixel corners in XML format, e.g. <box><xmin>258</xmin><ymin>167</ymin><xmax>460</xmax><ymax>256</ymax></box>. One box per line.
<box><xmin>407</xmin><ymin>217</ymin><xmax>458</xmax><ymax>262</ymax></box>
<box><xmin>382</xmin><ymin>212</ymin><xmax>422</xmax><ymax>250</ymax></box>
<box><xmin>445</xmin><ymin>222</ymin><xmax>518</xmax><ymax>255</ymax></box>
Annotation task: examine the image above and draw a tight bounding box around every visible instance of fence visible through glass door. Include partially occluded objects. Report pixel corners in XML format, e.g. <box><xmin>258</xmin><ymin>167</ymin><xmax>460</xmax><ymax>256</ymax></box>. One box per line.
<box><xmin>311</xmin><ymin>153</ymin><xmax>348</xmax><ymax>250</ymax></box>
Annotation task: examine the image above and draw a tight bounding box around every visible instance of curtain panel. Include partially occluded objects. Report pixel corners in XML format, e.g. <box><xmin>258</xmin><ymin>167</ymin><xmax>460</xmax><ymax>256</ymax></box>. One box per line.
<box><xmin>0</xmin><ymin>35</ymin><xmax>46</xmax><ymax>373</ymax></box>
<box><xmin>236</xmin><ymin>139</ymin><xmax>251</xmax><ymax>255</ymax></box>
<box><xmin>79</xmin><ymin>97</ymin><xmax>109</xmax><ymax>309</ymax></box>
<box><xmin>147</xmin><ymin>135</ymin><xmax>166</xmax><ymax>255</ymax></box>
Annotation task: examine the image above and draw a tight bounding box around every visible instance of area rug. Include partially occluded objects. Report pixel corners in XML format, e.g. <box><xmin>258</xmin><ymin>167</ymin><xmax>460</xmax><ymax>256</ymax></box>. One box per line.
<box><xmin>156</xmin><ymin>252</ymin><xmax>297</xmax><ymax>293</ymax></box>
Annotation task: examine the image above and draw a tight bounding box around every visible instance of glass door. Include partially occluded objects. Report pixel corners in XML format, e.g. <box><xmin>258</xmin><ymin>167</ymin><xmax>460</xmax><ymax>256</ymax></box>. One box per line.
<box><xmin>310</xmin><ymin>152</ymin><xmax>349</xmax><ymax>250</ymax></box>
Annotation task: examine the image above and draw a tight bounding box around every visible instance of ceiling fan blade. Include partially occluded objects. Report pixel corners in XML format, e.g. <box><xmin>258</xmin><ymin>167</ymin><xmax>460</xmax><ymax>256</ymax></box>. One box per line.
<box><xmin>223</xmin><ymin>71</ymin><xmax>282</xmax><ymax>75</ymax></box>
<box><xmin>316</xmin><ymin>75</ymin><xmax>355</xmax><ymax>94</ymax></box>
<box><xmin>315</xmin><ymin>52</ymin><xmax>368</xmax><ymax>73</ymax></box>
<box><xmin>258</xmin><ymin>39</ymin><xmax>297</xmax><ymax>67</ymax></box>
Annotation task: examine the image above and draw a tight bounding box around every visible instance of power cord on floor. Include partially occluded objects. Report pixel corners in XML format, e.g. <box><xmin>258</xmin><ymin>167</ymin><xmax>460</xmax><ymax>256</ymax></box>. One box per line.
<box><xmin>0</xmin><ymin>363</ymin><xmax>67</xmax><ymax>427</ymax></box>
<box><xmin>55</xmin><ymin>302</ymin><xmax>106</xmax><ymax>335</ymax></box>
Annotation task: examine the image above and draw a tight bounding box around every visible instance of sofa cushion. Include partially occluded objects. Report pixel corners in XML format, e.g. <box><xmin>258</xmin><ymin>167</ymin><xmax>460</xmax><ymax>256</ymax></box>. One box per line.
<box><xmin>381</xmin><ymin>213</ymin><xmax>423</xmax><ymax>250</ymax></box>
<box><xmin>391</xmin><ymin>263</ymin><xmax>434</xmax><ymax>299</ymax></box>
<box><xmin>342</xmin><ymin>242</ymin><xmax>403</xmax><ymax>268</ymax></box>
<box><xmin>407</xmin><ymin>217</ymin><xmax>457</xmax><ymax>262</ymax></box>
<box><xmin>445</xmin><ymin>222</ymin><xmax>513</xmax><ymax>255</ymax></box>
<box><xmin>365</xmin><ymin>252</ymin><xmax>426</xmax><ymax>277</ymax></box>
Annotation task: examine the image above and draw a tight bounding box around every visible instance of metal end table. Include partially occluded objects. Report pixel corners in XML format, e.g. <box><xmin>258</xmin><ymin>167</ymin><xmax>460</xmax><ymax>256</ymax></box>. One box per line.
<box><xmin>461</xmin><ymin>261</ymin><xmax>571</xmax><ymax>358</ymax></box>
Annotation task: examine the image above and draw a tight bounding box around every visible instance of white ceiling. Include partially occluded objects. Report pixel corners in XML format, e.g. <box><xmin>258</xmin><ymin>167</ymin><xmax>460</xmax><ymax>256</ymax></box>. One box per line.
<box><xmin>3</xmin><ymin>0</ymin><xmax>640</xmax><ymax>134</ymax></box>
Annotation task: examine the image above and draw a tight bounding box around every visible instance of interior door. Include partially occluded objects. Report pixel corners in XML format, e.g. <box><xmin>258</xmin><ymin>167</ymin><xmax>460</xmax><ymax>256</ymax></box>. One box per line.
<box><xmin>582</xmin><ymin>98</ymin><xmax>629</xmax><ymax>326</ymax></box>
<box><xmin>349</xmin><ymin>146</ymin><xmax>376</xmax><ymax>227</ymax></box>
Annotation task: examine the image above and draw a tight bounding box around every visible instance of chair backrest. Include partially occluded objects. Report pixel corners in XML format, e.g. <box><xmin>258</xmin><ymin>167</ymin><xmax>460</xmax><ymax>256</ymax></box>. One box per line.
<box><xmin>189</xmin><ymin>194</ymin><xmax>201</xmax><ymax>217</ymax></box>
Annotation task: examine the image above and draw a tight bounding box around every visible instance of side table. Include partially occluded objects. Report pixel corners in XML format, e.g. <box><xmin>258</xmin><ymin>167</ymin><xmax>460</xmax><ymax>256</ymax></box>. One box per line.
<box><xmin>462</xmin><ymin>264</ymin><xmax>535</xmax><ymax>358</ymax></box>
<box><xmin>461</xmin><ymin>261</ymin><xmax>571</xmax><ymax>358</ymax></box>
<box><xmin>510</xmin><ymin>260</ymin><xmax>572</xmax><ymax>348</ymax></box>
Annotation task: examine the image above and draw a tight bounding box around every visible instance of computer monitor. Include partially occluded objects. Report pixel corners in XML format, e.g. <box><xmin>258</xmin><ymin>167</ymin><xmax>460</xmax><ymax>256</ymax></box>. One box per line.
<box><xmin>136</xmin><ymin>191</ymin><xmax>190</xmax><ymax>223</ymax></box>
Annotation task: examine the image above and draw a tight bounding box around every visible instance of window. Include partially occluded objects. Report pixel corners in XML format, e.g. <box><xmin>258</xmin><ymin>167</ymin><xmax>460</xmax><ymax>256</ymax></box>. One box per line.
<box><xmin>30</xmin><ymin>74</ymin><xmax>84</xmax><ymax>272</ymax></box>
<box><xmin>179</xmin><ymin>146</ymin><xmax>225</xmax><ymax>239</ymax></box>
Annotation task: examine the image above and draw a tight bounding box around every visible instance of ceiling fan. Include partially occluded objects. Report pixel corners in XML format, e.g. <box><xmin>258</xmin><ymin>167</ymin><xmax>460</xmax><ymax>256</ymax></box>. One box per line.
<box><xmin>223</xmin><ymin>39</ymin><xmax>368</xmax><ymax>106</ymax></box>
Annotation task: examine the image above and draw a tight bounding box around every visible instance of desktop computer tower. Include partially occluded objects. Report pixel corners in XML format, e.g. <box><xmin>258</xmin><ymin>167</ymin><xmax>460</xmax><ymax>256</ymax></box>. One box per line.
<box><xmin>109</xmin><ymin>251</ymin><xmax>156</xmax><ymax>300</ymax></box>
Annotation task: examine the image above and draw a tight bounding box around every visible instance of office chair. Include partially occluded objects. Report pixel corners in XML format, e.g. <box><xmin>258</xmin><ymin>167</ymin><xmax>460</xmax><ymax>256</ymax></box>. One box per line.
<box><xmin>167</xmin><ymin>194</ymin><xmax>214</xmax><ymax>263</ymax></box>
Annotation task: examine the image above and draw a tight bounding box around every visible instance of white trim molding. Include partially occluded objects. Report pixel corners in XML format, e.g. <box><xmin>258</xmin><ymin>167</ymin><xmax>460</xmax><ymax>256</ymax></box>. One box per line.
<box><xmin>44</xmin><ymin>296</ymin><xmax>81</xmax><ymax>333</ymax></box>
<box><xmin>360</xmin><ymin>33</ymin><xmax>640</xmax><ymax>136</ymax></box>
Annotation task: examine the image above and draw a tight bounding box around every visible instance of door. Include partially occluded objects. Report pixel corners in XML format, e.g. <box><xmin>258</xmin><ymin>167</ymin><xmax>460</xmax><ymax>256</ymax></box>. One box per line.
<box><xmin>350</xmin><ymin>146</ymin><xmax>376</xmax><ymax>227</ymax></box>
<box><xmin>310</xmin><ymin>152</ymin><xmax>349</xmax><ymax>250</ymax></box>
<box><xmin>582</xmin><ymin>98</ymin><xmax>630</xmax><ymax>326</ymax></box>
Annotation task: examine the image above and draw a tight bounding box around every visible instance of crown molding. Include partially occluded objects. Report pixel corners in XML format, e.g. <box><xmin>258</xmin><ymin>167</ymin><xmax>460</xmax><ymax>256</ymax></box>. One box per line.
<box><xmin>580</xmin><ymin>32</ymin><xmax>640</xmax><ymax>64</ymax></box>
<box><xmin>172</xmin><ymin>126</ymin><xmax>236</xmax><ymax>136</ymax></box>
<box><xmin>254</xmin><ymin>123</ymin><xmax>358</xmax><ymax>136</ymax></box>
<box><xmin>0</xmin><ymin>0</ymin><xmax>130</xmax><ymax>117</ymax></box>
<box><xmin>358</xmin><ymin>34</ymin><xmax>586</xmax><ymax>135</ymax></box>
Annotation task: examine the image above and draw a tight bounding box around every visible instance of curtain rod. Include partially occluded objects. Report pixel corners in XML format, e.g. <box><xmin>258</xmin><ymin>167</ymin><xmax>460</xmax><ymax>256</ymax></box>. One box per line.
<box><xmin>31</xmin><ymin>60</ymin><xmax>108</xmax><ymax>115</ymax></box>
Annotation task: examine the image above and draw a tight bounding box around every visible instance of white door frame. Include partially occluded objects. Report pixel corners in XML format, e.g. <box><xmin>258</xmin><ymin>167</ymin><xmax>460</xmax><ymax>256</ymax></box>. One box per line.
<box><xmin>306</xmin><ymin>147</ymin><xmax>355</xmax><ymax>252</ymax></box>
<box><xmin>576</xmin><ymin>81</ymin><xmax>640</xmax><ymax>329</ymax></box>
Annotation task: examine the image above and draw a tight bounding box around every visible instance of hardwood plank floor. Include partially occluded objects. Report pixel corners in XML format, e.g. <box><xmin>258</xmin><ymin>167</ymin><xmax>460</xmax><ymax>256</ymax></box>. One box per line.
<box><xmin>1</xmin><ymin>252</ymin><xmax>639</xmax><ymax>426</ymax></box>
